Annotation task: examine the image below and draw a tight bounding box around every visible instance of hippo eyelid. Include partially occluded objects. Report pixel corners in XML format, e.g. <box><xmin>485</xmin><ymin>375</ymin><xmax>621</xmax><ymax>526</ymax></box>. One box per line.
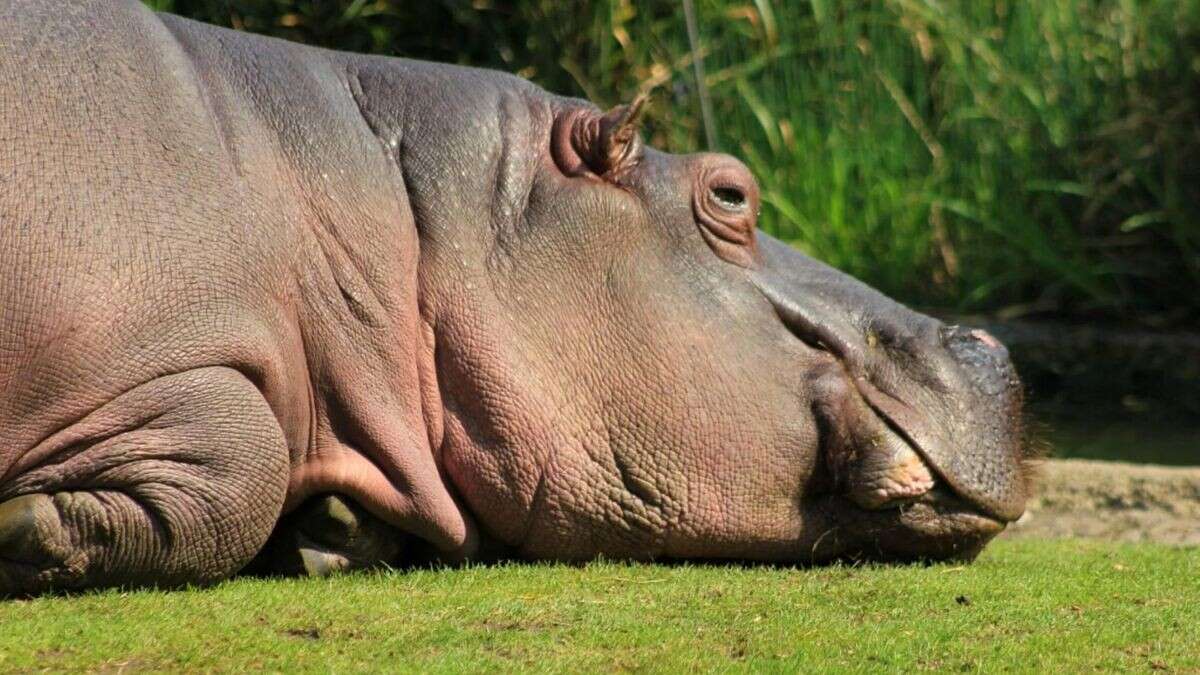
<box><xmin>691</xmin><ymin>160</ymin><xmax>762</xmax><ymax>268</ymax></box>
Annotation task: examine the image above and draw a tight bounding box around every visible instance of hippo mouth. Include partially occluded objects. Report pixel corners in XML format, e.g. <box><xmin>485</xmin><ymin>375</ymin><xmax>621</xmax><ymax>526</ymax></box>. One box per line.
<box><xmin>760</xmin><ymin>281</ymin><xmax>1027</xmax><ymax>528</ymax></box>
<box><xmin>815</xmin><ymin>367</ymin><xmax>1022</xmax><ymax>532</ymax></box>
<box><xmin>850</xmin><ymin>375</ymin><xmax>1025</xmax><ymax>523</ymax></box>
<box><xmin>815</xmin><ymin>383</ymin><xmax>1012</xmax><ymax>562</ymax></box>
<box><xmin>844</xmin><ymin>411</ymin><xmax>1007</xmax><ymax>531</ymax></box>
<box><xmin>833</xmin><ymin>484</ymin><xmax>1008</xmax><ymax>563</ymax></box>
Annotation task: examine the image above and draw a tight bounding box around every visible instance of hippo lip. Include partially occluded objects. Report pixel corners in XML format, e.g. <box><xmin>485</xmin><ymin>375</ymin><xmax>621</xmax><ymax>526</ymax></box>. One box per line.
<box><xmin>846</xmin><ymin>419</ymin><xmax>939</xmax><ymax>510</ymax></box>
<box><xmin>912</xmin><ymin>486</ymin><xmax>1005</xmax><ymax>528</ymax></box>
<box><xmin>834</xmin><ymin>485</ymin><xmax>1006</xmax><ymax>563</ymax></box>
<box><xmin>862</xmin><ymin>486</ymin><xmax>1007</xmax><ymax>535</ymax></box>
<box><xmin>849</xmin><ymin>376</ymin><xmax>1021</xmax><ymax>523</ymax></box>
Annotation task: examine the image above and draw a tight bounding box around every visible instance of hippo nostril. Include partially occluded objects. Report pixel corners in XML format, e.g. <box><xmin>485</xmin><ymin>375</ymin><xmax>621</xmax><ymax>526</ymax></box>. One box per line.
<box><xmin>711</xmin><ymin>186</ymin><xmax>747</xmax><ymax>211</ymax></box>
<box><xmin>940</xmin><ymin>325</ymin><xmax>1017</xmax><ymax>396</ymax></box>
<box><xmin>969</xmin><ymin>328</ymin><xmax>1003</xmax><ymax>350</ymax></box>
<box><xmin>940</xmin><ymin>325</ymin><xmax>1005</xmax><ymax>354</ymax></box>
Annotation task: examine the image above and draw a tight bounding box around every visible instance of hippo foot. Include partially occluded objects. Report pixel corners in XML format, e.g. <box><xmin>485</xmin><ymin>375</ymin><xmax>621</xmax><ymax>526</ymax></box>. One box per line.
<box><xmin>250</xmin><ymin>495</ymin><xmax>404</xmax><ymax>577</ymax></box>
<box><xmin>0</xmin><ymin>494</ymin><xmax>74</xmax><ymax>596</ymax></box>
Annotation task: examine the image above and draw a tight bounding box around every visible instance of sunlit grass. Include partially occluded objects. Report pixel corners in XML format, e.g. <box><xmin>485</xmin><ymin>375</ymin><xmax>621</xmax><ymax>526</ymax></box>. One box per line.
<box><xmin>1</xmin><ymin>539</ymin><xmax>1195</xmax><ymax>671</ymax></box>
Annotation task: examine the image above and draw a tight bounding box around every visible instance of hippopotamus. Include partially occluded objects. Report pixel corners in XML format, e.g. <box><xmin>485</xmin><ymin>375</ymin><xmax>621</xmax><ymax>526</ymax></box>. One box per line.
<box><xmin>0</xmin><ymin>1</ymin><xmax>1031</xmax><ymax>596</ymax></box>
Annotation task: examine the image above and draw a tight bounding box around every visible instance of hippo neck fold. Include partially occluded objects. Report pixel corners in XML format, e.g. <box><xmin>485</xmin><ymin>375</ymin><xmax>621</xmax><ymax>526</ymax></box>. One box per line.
<box><xmin>159</xmin><ymin>13</ymin><xmax>489</xmax><ymax>556</ymax></box>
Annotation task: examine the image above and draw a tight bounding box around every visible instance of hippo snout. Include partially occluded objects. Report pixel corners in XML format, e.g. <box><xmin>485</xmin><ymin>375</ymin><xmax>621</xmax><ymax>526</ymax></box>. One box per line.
<box><xmin>754</xmin><ymin>234</ymin><xmax>1030</xmax><ymax>550</ymax></box>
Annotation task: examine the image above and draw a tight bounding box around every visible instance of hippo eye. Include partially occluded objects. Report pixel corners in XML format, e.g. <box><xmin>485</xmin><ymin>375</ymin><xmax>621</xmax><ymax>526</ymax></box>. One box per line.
<box><xmin>693</xmin><ymin>160</ymin><xmax>760</xmax><ymax>267</ymax></box>
<box><xmin>711</xmin><ymin>186</ymin><xmax>747</xmax><ymax>212</ymax></box>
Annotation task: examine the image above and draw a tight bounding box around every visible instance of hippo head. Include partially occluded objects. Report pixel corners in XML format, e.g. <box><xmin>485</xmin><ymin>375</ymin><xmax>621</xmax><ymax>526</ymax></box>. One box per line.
<box><xmin>411</xmin><ymin>92</ymin><xmax>1031</xmax><ymax>565</ymax></box>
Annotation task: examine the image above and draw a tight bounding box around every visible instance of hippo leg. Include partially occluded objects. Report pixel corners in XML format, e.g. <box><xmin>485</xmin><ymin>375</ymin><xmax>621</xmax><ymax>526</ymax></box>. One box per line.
<box><xmin>250</xmin><ymin>494</ymin><xmax>404</xmax><ymax>577</ymax></box>
<box><xmin>0</xmin><ymin>367</ymin><xmax>289</xmax><ymax>596</ymax></box>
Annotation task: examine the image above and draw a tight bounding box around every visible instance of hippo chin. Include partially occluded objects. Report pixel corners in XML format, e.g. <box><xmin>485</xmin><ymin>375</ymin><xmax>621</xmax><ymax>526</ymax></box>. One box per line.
<box><xmin>0</xmin><ymin>1</ymin><xmax>1030</xmax><ymax>595</ymax></box>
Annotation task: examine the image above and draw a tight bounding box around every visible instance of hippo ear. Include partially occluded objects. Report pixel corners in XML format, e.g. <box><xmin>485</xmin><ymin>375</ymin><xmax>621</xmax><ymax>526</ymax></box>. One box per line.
<box><xmin>588</xmin><ymin>94</ymin><xmax>647</xmax><ymax>176</ymax></box>
<box><xmin>554</xmin><ymin>94</ymin><xmax>648</xmax><ymax>179</ymax></box>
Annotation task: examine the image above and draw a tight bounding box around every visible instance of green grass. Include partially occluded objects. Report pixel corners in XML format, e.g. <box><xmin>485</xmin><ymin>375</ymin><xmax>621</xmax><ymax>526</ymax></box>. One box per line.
<box><xmin>2</xmin><ymin>539</ymin><xmax>1196</xmax><ymax>672</ymax></box>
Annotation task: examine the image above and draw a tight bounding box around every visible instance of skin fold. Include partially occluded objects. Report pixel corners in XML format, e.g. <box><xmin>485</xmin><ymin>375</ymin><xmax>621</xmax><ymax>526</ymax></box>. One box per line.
<box><xmin>0</xmin><ymin>0</ymin><xmax>1030</xmax><ymax>595</ymax></box>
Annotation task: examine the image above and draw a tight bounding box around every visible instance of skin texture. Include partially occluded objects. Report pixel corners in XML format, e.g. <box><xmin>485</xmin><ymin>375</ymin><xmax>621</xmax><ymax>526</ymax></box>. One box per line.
<box><xmin>0</xmin><ymin>1</ymin><xmax>1030</xmax><ymax>595</ymax></box>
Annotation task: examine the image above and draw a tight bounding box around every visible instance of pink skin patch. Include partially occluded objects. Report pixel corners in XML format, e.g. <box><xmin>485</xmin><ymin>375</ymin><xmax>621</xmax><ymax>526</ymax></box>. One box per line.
<box><xmin>970</xmin><ymin>329</ymin><xmax>1003</xmax><ymax>351</ymax></box>
<box><xmin>870</xmin><ymin>451</ymin><xmax>936</xmax><ymax>503</ymax></box>
<box><xmin>853</xmin><ymin>438</ymin><xmax>937</xmax><ymax>509</ymax></box>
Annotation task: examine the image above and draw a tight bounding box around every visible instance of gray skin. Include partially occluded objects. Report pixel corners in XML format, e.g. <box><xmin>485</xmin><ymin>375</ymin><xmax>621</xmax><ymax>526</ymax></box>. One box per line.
<box><xmin>0</xmin><ymin>1</ymin><xmax>1030</xmax><ymax>595</ymax></box>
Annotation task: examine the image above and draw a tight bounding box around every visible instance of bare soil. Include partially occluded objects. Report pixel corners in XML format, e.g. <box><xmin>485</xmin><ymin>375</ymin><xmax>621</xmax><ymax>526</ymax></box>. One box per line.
<box><xmin>1003</xmin><ymin>459</ymin><xmax>1200</xmax><ymax>545</ymax></box>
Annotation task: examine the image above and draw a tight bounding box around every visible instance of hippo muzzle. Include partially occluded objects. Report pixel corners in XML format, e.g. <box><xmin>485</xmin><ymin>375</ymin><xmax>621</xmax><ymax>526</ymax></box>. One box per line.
<box><xmin>754</xmin><ymin>236</ymin><xmax>1028</xmax><ymax>558</ymax></box>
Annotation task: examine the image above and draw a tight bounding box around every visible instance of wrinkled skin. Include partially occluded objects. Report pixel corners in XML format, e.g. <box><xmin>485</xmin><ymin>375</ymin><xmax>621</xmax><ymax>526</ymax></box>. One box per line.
<box><xmin>0</xmin><ymin>1</ymin><xmax>1029</xmax><ymax>595</ymax></box>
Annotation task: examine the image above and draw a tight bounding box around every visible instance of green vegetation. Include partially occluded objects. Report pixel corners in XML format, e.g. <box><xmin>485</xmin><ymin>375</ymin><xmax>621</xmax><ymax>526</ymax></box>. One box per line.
<box><xmin>145</xmin><ymin>0</ymin><xmax>1200</xmax><ymax>329</ymax></box>
<box><xmin>1</xmin><ymin>539</ymin><xmax>1195</xmax><ymax>671</ymax></box>
<box><xmin>1038</xmin><ymin>405</ymin><xmax>1200</xmax><ymax>466</ymax></box>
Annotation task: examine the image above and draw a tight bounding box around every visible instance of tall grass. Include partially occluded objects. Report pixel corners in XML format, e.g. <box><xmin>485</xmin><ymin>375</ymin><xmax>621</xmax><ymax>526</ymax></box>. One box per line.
<box><xmin>149</xmin><ymin>0</ymin><xmax>1200</xmax><ymax>328</ymax></box>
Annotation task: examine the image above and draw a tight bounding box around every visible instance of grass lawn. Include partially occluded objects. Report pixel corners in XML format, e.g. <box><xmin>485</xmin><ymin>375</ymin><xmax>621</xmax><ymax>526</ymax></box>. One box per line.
<box><xmin>1</xmin><ymin>539</ymin><xmax>1195</xmax><ymax>672</ymax></box>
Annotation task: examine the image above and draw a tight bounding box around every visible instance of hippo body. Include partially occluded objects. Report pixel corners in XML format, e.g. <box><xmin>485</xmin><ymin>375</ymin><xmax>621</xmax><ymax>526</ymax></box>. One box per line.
<box><xmin>0</xmin><ymin>1</ymin><xmax>1029</xmax><ymax>595</ymax></box>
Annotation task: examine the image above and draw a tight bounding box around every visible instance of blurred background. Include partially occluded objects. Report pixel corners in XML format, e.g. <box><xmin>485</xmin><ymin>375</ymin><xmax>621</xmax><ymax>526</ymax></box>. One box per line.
<box><xmin>144</xmin><ymin>0</ymin><xmax>1199</xmax><ymax>466</ymax></box>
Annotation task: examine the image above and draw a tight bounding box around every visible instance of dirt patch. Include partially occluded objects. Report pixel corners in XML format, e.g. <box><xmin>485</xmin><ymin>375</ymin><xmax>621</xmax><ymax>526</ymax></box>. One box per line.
<box><xmin>1002</xmin><ymin>459</ymin><xmax>1200</xmax><ymax>545</ymax></box>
